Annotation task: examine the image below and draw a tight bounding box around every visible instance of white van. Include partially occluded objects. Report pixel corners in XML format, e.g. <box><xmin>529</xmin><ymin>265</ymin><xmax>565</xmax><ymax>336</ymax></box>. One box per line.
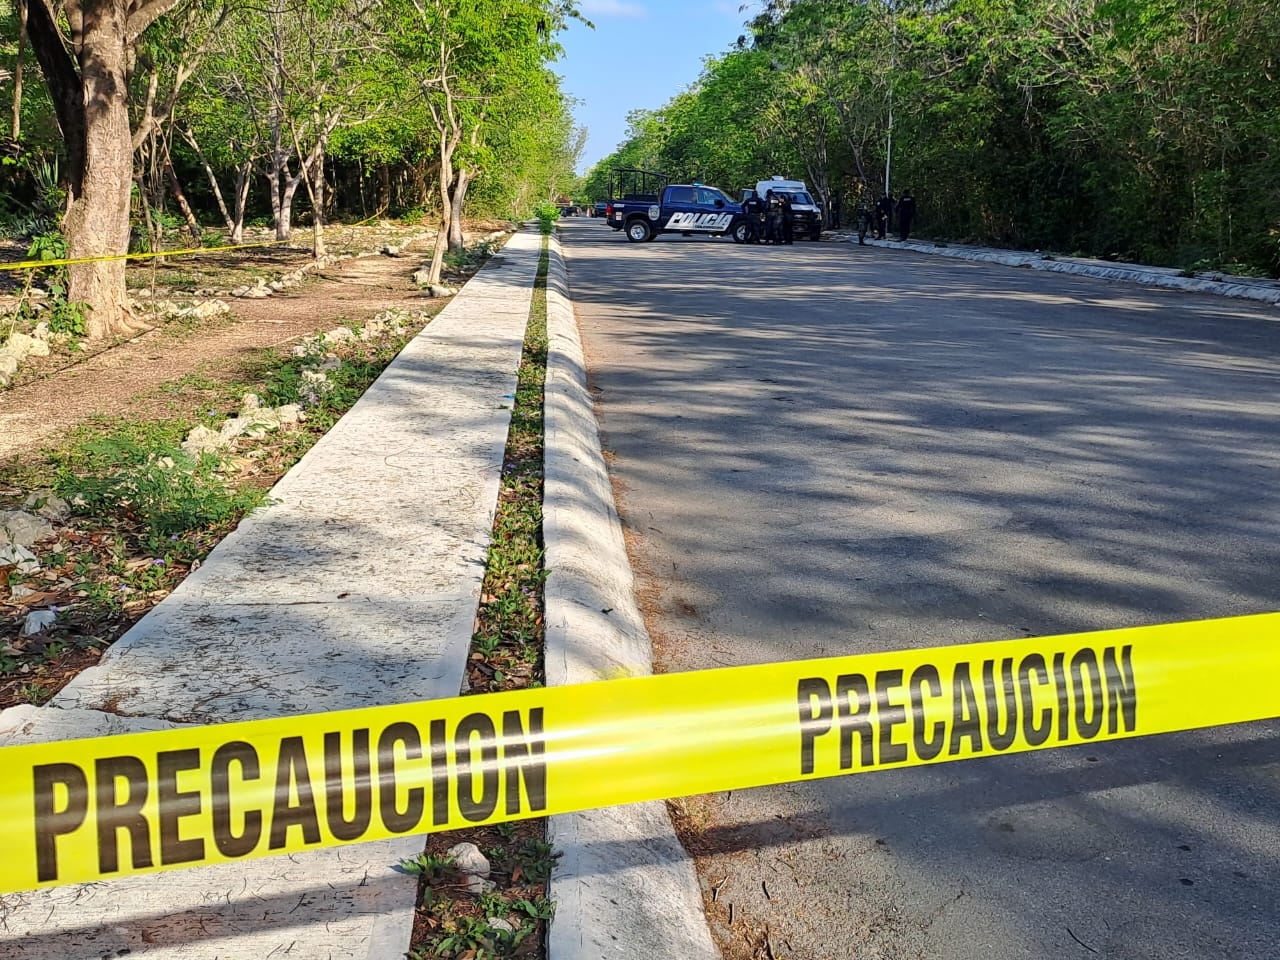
<box><xmin>745</xmin><ymin>177</ymin><xmax>823</xmax><ymax>240</ymax></box>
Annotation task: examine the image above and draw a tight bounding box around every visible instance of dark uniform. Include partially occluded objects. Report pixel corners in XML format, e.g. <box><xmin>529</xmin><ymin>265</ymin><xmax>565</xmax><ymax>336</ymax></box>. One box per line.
<box><xmin>765</xmin><ymin>190</ymin><xmax>782</xmax><ymax>244</ymax></box>
<box><xmin>876</xmin><ymin>194</ymin><xmax>894</xmax><ymax>240</ymax></box>
<box><xmin>779</xmin><ymin>195</ymin><xmax>794</xmax><ymax>244</ymax></box>
<box><xmin>745</xmin><ymin>193</ymin><xmax>768</xmax><ymax>243</ymax></box>
<box><xmin>897</xmin><ymin>190</ymin><xmax>916</xmax><ymax>240</ymax></box>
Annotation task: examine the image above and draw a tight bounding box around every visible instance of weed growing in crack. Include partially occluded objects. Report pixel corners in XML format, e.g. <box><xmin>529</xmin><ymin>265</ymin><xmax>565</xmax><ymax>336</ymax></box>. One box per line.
<box><xmin>402</xmin><ymin>853</ymin><xmax>457</xmax><ymax>882</ymax></box>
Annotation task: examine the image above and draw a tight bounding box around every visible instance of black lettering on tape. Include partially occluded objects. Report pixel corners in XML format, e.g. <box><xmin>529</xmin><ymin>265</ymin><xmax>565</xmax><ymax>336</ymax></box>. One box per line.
<box><xmin>908</xmin><ymin>665</ymin><xmax>945</xmax><ymax>761</ymax></box>
<box><xmin>33</xmin><ymin>763</ymin><xmax>89</xmax><ymax>883</ymax></box>
<box><xmin>874</xmin><ymin>670</ymin><xmax>908</xmax><ymax>765</ymax></box>
<box><xmin>211</xmin><ymin>741</ymin><xmax>262</xmax><ymax>858</ymax></box>
<box><xmin>1018</xmin><ymin>654</ymin><xmax>1052</xmax><ymax>746</ymax></box>
<box><xmin>1071</xmin><ymin>648</ymin><xmax>1103</xmax><ymax>739</ymax></box>
<box><xmin>797</xmin><ymin>677</ymin><xmax>833</xmax><ymax>775</ymax></box>
<box><xmin>269</xmin><ymin>736</ymin><xmax>321</xmax><ymax>849</ymax></box>
<box><xmin>1053</xmin><ymin>651</ymin><xmax>1070</xmax><ymax>740</ymax></box>
<box><xmin>157</xmin><ymin>748</ymin><xmax>204</xmax><ymax>865</ymax></box>
<box><xmin>430</xmin><ymin>718</ymin><xmax>449</xmax><ymax>826</ymax></box>
<box><xmin>502</xmin><ymin>709</ymin><xmax>547</xmax><ymax>815</ymax></box>
<box><xmin>378</xmin><ymin>722</ymin><xmax>425</xmax><ymax>833</ymax></box>
<box><xmin>94</xmin><ymin>756</ymin><xmax>153</xmax><ymax>874</ymax></box>
<box><xmin>456</xmin><ymin>713</ymin><xmax>500</xmax><ymax>823</ymax></box>
<box><xmin>1104</xmin><ymin>645</ymin><xmax>1137</xmax><ymax>734</ymax></box>
<box><xmin>323</xmin><ymin>729</ymin><xmax>373</xmax><ymax>841</ymax></box>
<box><xmin>983</xmin><ymin>658</ymin><xmax>1018</xmax><ymax>751</ymax></box>
<box><xmin>948</xmin><ymin>663</ymin><xmax>983</xmax><ymax>755</ymax></box>
<box><xmin>836</xmin><ymin>674</ymin><xmax>872</xmax><ymax>770</ymax></box>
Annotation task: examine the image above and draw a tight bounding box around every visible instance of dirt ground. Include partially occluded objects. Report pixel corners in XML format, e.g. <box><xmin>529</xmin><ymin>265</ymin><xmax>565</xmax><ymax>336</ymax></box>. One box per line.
<box><xmin>0</xmin><ymin>225</ymin><xmax>479</xmax><ymax>461</ymax></box>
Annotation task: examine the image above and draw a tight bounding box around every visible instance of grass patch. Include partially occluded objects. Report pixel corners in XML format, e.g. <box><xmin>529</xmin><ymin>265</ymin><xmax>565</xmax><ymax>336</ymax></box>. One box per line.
<box><xmin>407</xmin><ymin>240</ymin><xmax>555</xmax><ymax>959</ymax></box>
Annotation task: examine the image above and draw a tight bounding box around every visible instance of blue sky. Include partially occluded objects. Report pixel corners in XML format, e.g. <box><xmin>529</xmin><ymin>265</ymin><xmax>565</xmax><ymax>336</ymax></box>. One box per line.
<box><xmin>555</xmin><ymin>0</ymin><xmax>759</xmax><ymax>174</ymax></box>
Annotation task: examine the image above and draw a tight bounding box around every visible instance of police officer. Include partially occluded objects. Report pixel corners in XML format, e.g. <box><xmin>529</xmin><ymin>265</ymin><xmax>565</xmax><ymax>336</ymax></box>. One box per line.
<box><xmin>744</xmin><ymin>191</ymin><xmax>767</xmax><ymax>243</ymax></box>
<box><xmin>897</xmin><ymin>189</ymin><xmax>916</xmax><ymax>240</ymax></box>
<box><xmin>779</xmin><ymin>194</ymin><xmax>795</xmax><ymax>244</ymax></box>
<box><xmin>765</xmin><ymin>190</ymin><xmax>781</xmax><ymax>244</ymax></box>
<box><xmin>876</xmin><ymin>193</ymin><xmax>895</xmax><ymax>240</ymax></box>
<box><xmin>855</xmin><ymin>202</ymin><xmax>871</xmax><ymax>245</ymax></box>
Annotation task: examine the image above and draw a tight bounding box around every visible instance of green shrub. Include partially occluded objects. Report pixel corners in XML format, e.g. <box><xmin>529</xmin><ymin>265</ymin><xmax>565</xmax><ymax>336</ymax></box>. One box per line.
<box><xmin>52</xmin><ymin>424</ymin><xmax>263</xmax><ymax>551</ymax></box>
<box><xmin>533</xmin><ymin>201</ymin><xmax>559</xmax><ymax>235</ymax></box>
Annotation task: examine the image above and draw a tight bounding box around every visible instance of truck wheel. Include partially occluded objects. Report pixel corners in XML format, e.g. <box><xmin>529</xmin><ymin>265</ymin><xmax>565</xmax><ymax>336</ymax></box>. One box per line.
<box><xmin>732</xmin><ymin>221</ymin><xmax>752</xmax><ymax>244</ymax></box>
<box><xmin>626</xmin><ymin>219</ymin><xmax>652</xmax><ymax>243</ymax></box>
<box><xmin>809</xmin><ymin>227</ymin><xmax>822</xmax><ymax>241</ymax></box>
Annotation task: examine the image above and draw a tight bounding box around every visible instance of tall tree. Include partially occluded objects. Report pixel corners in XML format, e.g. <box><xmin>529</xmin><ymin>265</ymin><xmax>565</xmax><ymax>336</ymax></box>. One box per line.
<box><xmin>387</xmin><ymin>0</ymin><xmax>577</xmax><ymax>283</ymax></box>
<box><xmin>23</xmin><ymin>0</ymin><xmax>185</xmax><ymax>338</ymax></box>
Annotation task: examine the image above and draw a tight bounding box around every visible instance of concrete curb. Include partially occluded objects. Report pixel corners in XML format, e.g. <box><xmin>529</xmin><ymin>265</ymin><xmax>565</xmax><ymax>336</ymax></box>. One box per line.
<box><xmin>542</xmin><ymin>233</ymin><xmax>720</xmax><ymax>959</ymax></box>
<box><xmin>848</xmin><ymin>235</ymin><xmax>1280</xmax><ymax>305</ymax></box>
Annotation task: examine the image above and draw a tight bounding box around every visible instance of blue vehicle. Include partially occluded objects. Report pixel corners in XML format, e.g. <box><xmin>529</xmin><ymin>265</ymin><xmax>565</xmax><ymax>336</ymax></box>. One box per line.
<box><xmin>606</xmin><ymin>170</ymin><xmax>753</xmax><ymax>244</ymax></box>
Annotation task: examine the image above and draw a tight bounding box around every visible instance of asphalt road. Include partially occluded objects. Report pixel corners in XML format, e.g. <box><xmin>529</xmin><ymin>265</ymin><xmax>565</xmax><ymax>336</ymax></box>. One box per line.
<box><xmin>561</xmin><ymin>219</ymin><xmax>1280</xmax><ymax>960</ymax></box>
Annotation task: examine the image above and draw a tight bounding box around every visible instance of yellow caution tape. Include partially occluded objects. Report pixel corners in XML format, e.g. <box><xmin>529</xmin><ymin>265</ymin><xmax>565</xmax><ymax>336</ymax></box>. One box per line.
<box><xmin>0</xmin><ymin>237</ymin><xmax>299</xmax><ymax>272</ymax></box>
<box><xmin>0</xmin><ymin>211</ymin><xmax>401</xmax><ymax>272</ymax></box>
<box><xmin>1</xmin><ymin>612</ymin><xmax>1277</xmax><ymax>894</ymax></box>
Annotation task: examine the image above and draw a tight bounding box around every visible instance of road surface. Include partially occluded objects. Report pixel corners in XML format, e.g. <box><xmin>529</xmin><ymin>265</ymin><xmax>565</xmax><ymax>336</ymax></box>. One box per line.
<box><xmin>561</xmin><ymin>219</ymin><xmax>1280</xmax><ymax>960</ymax></box>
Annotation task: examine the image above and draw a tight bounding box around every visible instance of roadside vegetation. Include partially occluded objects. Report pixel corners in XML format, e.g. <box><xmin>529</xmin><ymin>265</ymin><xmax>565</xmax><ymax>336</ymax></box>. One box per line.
<box><xmin>0</xmin><ymin>229</ymin><xmax>506</xmax><ymax>709</ymax></box>
<box><xmin>0</xmin><ymin>0</ymin><xmax>583</xmax><ymax>341</ymax></box>
<box><xmin>583</xmin><ymin>0</ymin><xmax>1280</xmax><ymax>277</ymax></box>
<box><xmin>405</xmin><ymin>241</ymin><xmax>554</xmax><ymax>958</ymax></box>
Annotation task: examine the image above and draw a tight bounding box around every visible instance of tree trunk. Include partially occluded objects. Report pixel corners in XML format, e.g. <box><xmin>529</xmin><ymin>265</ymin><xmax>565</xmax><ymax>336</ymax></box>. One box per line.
<box><xmin>448</xmin><ymin>167</ymin><xmax>470</xmax><ymax>253</ymax></box>
<box><xmin>24</xmin><ymin>0</ymin><xmax>160</xmax><ymax>340</ymax></box>
<box><xmin>378</xmin><ymin>163</ymin><xmax>391</xmax><ymax>213</ymax></box>
<box><xmin>63</xmin><ymin>4</ymin><xmax>142</xmax><ymax>339</ymax></box>
<box><xmin>279</xmin><ymin>175</ymin><xmax>300</xmax><ymax>239</ymax></box>
<box><xmin>427</xmin><ymin>126</ymin><xmax>458</xmax><ymax>285</ymax></box>
<box><xmin>11</xmin><ymin>0</ymin><xmax>26</xmax><ymax>141</ymax></box>
<box><xmin>180</xmin><ymin>124</ymin><xmax>234</xmax><ymax>234</ymax></box>
<box><xmin>306</xmin><ymin>149</ymin><xmax>327</xmax><ymax>258</ymax></box>
<box><xmin>428</xmin><ymin>152</ymin><xmax>450</xmax><ymax>283</ymax></box>
<box><xmin>231</xmin><ymin>163</ymin><xmax>251</xmax><ymax>243</ymax></box>
<box><xmin>165</xmin><ymin>156</ymin><xmax>203</xmax><ymax>245</ymax></box>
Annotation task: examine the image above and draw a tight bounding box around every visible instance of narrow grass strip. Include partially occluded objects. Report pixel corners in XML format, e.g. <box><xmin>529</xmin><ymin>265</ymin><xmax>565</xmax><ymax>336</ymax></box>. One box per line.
<box><xmin>406</xmin><ymin>238</ymin><xmax>556</xmax><ymax>960</ymax></box>
<box><xmin>467</xmin><ymin>241</ymin><xmax>550</xmax><ymax>691</ymax></box>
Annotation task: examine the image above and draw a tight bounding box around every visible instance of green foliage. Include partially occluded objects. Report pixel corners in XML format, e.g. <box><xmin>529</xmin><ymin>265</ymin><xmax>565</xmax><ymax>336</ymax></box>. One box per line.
<box><xmin>424</xmin><ymin>914</ymin><xmax>529</xmax><ymax>958</ymax></box>
<box><xmin>533</xmin><ymin>200</ymin><xmax>559</xmax><ymax>234</ymax></box>
<box><xmin>511</xmin><ymin>838</ymin><xmax>560</xmax><ymax>883</ymax></box>
<box><xmin>53</xmin><ymin>432</ymin><xmax>263</xmax><ymax>552</ymax></box>
<box><xmin>26</xmin><ymin>231</ymin><xmax>67</xmax><ymax>264</ymax></box>
<box><xmin>400</xmin><ymin>852</ymin><xmax>456</xmax><ymax>881</ymax></box>
<box><xmin>444</xmin><ymin>237</ymin><xmax>498</xmax><ymax>272</ymax></box>
<box><xmin>44</xmin><ymin>297</ymin><xmax>90</xmax><ymax>338</ymax></box>
<box><xmin>585</xmin><ymin>0</ymin><xmax>1280</xmax><ymax>276</ymax></box>
<box><xmin>12</xmin><ymin>232</ymin><xmax>91</xmax><ymax>338</ymax></box>
<box><xmin>0</xmin><ymin>154</ymin><xmax>65</xmax><ymax>239</ymax></box>
<box><xmin>510</xmin><ymin>896</ymin><xmax>555</xmax><ymax>920</ymax></box>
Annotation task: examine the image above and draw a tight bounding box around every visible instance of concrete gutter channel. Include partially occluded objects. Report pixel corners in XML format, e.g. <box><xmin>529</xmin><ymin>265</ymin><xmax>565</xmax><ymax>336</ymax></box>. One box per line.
<box><xmin>1</xmin><ymin>226</ymin><xmax>1271</xmax><ymax>958</ymax></box>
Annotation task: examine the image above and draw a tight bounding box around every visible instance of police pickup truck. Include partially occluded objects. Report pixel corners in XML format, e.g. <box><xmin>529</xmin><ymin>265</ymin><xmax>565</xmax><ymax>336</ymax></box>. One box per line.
<box><xmin>608</xmin><ymin>183</ymin><xmax>753</xmax><ymax>243</ymax></box>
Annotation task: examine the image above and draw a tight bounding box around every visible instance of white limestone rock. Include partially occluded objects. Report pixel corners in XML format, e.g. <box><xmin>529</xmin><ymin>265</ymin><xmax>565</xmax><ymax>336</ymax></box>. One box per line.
<box><xmin>447</xmin><ymin>842</ymin><xmax>490</xmax><ymax>878</ymax></box>
<box><xmin>0</xmin><ymin>512</ymin><xmax>53</xmax><ymax>549</ymax></box>
<box><xmin>22</xmin><ymin>609</ymin><xmax>58</xmax><ymax>636</ymax></box>
<box><xmin>22</xmin><ymin>489</ymin><xmax>71</xmax><ymax>522</ymax></box>
<box><xmin>0</xmin><ymin>543</ymin><xmax>41</xmax><ymax>573</ymax></box>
